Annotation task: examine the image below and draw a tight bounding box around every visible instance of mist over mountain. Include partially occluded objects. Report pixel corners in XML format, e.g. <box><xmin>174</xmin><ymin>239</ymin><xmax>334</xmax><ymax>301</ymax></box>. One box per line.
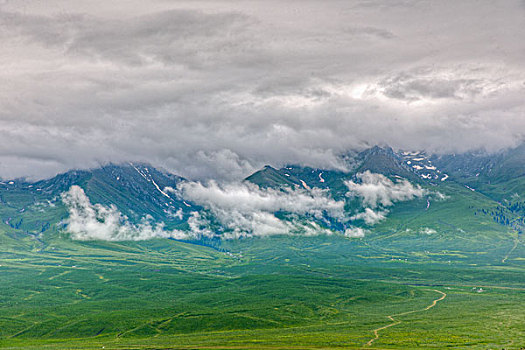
<box><xmin>2</xmin><ymin>144</ymin><xmax>525</xmax><ymax>244</ymax></box>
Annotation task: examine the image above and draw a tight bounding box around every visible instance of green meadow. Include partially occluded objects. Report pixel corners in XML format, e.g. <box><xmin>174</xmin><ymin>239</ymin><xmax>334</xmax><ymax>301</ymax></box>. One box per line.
<box><xmin>1</xmin><ymin>228</ymin><xmax>523</xmax><ymax>349</ymax></box>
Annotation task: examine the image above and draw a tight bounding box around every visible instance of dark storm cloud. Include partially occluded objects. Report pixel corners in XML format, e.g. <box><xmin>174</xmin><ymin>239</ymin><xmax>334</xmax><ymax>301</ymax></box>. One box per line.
<box><xmin>0</xmin><ymin>0</ymin><xmax>524</xmax><ymax>180</ymax></box>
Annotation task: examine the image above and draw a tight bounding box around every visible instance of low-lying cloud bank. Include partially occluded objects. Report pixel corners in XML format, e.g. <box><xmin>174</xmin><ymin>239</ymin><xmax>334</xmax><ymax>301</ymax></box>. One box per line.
<box><xmin>345</xmin><ymin>171</ymin><xmax>427</xmax><ymax>225</ymax></box>
<box><xmin>61</xmin><ymin>184</ymin><xmax>342</xmax><ymax>241</ymax></box>
<box><xmin>61</xmin><ymin>186</ymin><xmax>188</xmax><ymax>241</ymax></box>
<box><xmin>346</xmin><ymin>171</ymin><xmax>426</xmax><ymax>208</ymax></box>
<box><xmin>174</xmin><ymin>181</ymin><xmax>343</xmax><ymax>239</ymax></box>
<box><xmin>62</xmin><ymin>172</ymin><xmax>430</xmax><ymax>241</ymax></box>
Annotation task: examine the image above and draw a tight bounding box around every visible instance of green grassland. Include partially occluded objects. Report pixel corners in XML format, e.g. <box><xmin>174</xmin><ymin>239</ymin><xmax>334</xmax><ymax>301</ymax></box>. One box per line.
<box><xmin>1</xmin><ymin>227</ymin><xmax>524</xmax><ymax>349</ymax></box>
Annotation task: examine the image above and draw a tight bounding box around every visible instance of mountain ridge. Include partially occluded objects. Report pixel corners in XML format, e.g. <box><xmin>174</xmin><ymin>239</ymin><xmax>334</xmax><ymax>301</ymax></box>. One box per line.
<box><xmin>1</xmin><ymin>145</ymin><xmax>524</xmax><ymax>244</ymax></box>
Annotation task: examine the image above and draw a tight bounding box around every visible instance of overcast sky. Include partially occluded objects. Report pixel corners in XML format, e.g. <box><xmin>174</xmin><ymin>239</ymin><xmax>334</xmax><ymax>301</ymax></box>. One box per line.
<box><xmin>1</xmin><ymin>0</ymin><xmax>524</xmax><ymax>180</ymax></box>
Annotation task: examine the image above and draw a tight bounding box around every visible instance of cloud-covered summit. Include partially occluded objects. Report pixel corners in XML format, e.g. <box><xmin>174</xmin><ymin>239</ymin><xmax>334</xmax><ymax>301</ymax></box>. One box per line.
<box><xmin>1</xmin><ymin>0</ymin><xmax>524</xmax><ymax>180</ymax></box>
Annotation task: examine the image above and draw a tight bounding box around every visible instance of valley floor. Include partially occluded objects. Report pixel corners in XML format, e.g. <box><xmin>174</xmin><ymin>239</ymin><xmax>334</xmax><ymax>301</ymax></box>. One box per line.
<box><xmin>1</xmin><ymin>234</ymin><xmax>524</xmax><ymax>350</ymax></box>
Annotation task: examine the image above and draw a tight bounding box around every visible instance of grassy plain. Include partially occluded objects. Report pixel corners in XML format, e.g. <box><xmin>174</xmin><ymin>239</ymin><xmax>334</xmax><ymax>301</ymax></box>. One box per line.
<box><xmin>1</xmin><ymin>230</ymin><xmax>524</xmax><ymax>349</ymax></box>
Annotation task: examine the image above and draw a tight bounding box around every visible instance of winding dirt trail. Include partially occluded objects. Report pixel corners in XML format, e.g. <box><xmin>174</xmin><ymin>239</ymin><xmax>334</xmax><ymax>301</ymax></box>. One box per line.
<box><xmin>502</xmin><ymin>237</ymin><xmax>519</xmax><ymax>263</ymax></box>
<box><xmin>364</xmin><ymin>289</ymin><xmax>447</xmax><ymax>347</ymax></box>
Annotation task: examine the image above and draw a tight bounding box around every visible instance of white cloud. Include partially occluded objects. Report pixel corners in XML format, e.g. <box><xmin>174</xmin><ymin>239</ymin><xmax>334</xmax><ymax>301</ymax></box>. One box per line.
<box><xmin>420</xmin><ymin>227</ymin><xmax>437</xmax><ymax>235</ymax></box>
<box><xmin>433</xmin><ymin>191</ymin><xmax>449</xmax><ymax>201</ymax></box>
<box><xmin>174</xmin><ymin>180</ymin><xmax>345</xmax><ymax>238</ymax></box>
<box><xmin>167</xmin><ymin>208</ymin><xmax>183</xmax><ymax>220</ymax></box>
<box><xmin>345</xmin><ymin>171</ymin><xmax>426</xmax><ymax>225</ymax></box>
<box><xmin>61</xmin><ymin>170</ymin><xmax>432</xmax><ymax>241</ymax></box>
<box><xmin>350</xmin><ymin>208</ymin><xmax>388</xmax><ymax>225</ymax></box>
<box><xmin>345</xmin><ymin>171</ymin><xmax>426</xmax><ymax>208</ymax></box>
<box><xmin>61</xmin><ymin>185</ymin><xmax>191</xmax><ymax>241</ymax></box>
<box><xmin>344</xmin><ymin>226</ymin><xmax>367</xmax><ymax>238</ymax></box>
<box><xmin>61</xmin><ymin>172</ymin><xmax>430</xmax><ymax>240</ymax></box>
<box><xmin>61</xmin><ymin>183</ymin><xmax>347</xmax><ymax>241</ymax></box>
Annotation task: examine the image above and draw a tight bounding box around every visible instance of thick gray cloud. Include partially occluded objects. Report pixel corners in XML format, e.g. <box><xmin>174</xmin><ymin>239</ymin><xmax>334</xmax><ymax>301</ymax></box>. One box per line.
<box><xmin>0</xmin><ymin>0</ymin><xmax>524</xmax><ymax>180</ymax></box>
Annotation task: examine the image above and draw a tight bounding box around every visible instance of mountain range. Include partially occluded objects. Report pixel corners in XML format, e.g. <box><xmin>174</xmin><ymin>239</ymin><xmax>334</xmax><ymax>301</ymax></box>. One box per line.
<box><xmin>2</xmin><ymin>145</ymin><xmax>525</xmax><ymax>243</ymax></box>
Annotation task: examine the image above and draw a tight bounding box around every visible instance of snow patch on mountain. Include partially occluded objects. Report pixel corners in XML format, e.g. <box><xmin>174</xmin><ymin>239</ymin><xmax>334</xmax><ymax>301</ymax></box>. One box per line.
<box><xmin>399</xmin><ymin>151</ymin><xmax>444</xmax><ymax>181</ymax></box>
<box><xmin>131</xmin><ymin>164</ymin><xmax>173</xmax><ymax>199</ymax></box>
<box><xmin>300</xmin><ymin>180</ymin><xmax>310</xmax><ymax>190</ymax></box>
